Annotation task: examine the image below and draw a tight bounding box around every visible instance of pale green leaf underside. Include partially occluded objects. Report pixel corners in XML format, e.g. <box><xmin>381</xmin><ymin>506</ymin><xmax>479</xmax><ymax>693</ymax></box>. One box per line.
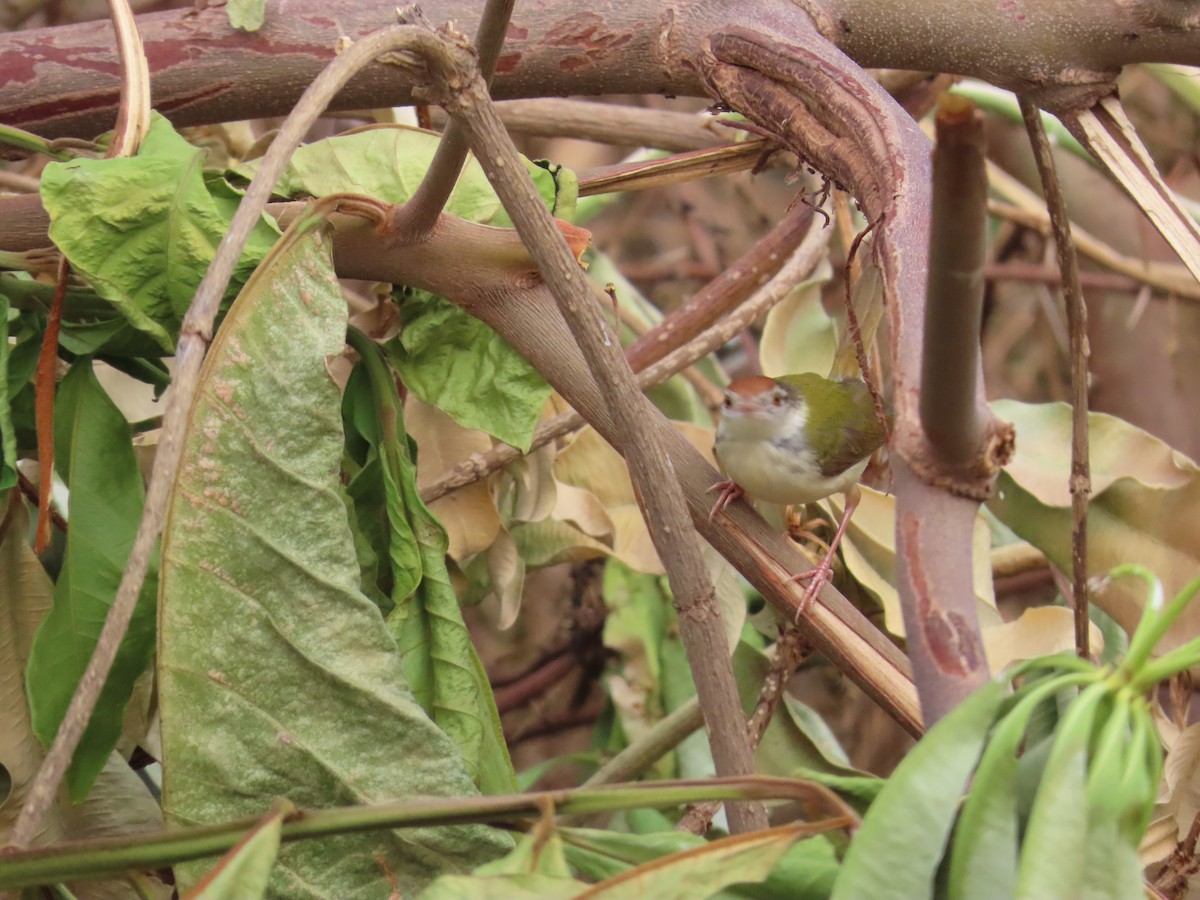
<box><xmin>159</xmin><ymin>219</ymin><xmax>510</xmax><ymax>899</ymax></box>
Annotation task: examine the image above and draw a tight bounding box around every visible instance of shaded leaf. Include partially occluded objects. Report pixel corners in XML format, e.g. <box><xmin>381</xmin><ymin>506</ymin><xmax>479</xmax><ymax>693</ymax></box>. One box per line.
<box><xmin>581</xmin><ymin>823</ymin><xmax>811</xmax><ymax>899</ymax></box>
<box><xmin>407</xmin><ymin>396</ymin><xmax>501</xmax><ymax>561</ymax></box>
<box><xmin>40</xmin><ymin>112</ymin><xmax>280</xmax><ymax>351</ymax></box>
<box><xmin>346</xmin><ymin>331</ymin><xmax>515</xmax><ymax>794</ymax></box>
<box><xmin>1</xmin><ymin>496</ymin><xmax>168</xmax><ymax>898</ymax></box>
<box><xmin>26</xmin><ymin>358</ymin><xmax>157</xmax><ymax>801</ymax></box>
<box><xmin>159</xmin><ymin>213</ymin><xmax>511</xmax><ymax>898</ymax></box>
<box><xmin>759</xmin><ymin>260</ymin><xmax>835</xmax><ymax>380</ymax></box>
<box><xmin>990</xmin><ymin>400</ymin><xmax>1200</xmax><ymax>654</ymax></box>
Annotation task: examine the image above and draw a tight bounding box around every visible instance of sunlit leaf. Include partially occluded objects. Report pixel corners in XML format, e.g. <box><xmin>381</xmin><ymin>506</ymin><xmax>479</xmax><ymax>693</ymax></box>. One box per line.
<box><xmin>982</xmin><ymin>606</ymin><xmax>1102</xmax><ymax>673</ymax></box>
<box><xmin>159</xmin><ymin>213</ymin><xmax>511</xmax><ymax>898</ymax></box>
<box><xmin>225</xmin><ymin>0</ymin><xmax>266</xmax><ymax>31</ymax></box>
<box><xmin>389</xmin><ymin>290</ymin><xmax>552</xmax><ymax>450</ymax></box>
<box><xmin>41</xmin><ymin>112</ymin><xmax>280</xmax><ymax>351</ymax></box>
<box><xmin>234</xmin><ymin>125</ymin><xmax>573</xmax><ymax>223</ymax></box>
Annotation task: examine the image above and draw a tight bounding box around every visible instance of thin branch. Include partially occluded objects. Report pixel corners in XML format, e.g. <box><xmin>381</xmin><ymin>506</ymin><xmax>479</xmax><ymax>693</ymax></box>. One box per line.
<box><xmin>436</xmin><ymin>31</ymin><xmax>768</xmax><ymax>833</ymax></box>
<box><xmin>986</xmin><ymin>161</ymin><xmax>1200</xmax><ymax>300</ymax></box>
<box><xmin>9</xmin><ymin>22</ymin><xmax>455</xmax><ymax>850</ymax></box>
<box><xmin>677</xmin><ymin>627</ymin><xmax>810</xmax><ymax>834</ymax></box>
<box><xmin>390</xmin><ymin>0</ymin><xmax>514</xmax><ymax>238</ymax></box>
<box><xmin>1019</xmin><ymin>95</ymin><xmax>1091</xmax><ymax>659</ymax></box>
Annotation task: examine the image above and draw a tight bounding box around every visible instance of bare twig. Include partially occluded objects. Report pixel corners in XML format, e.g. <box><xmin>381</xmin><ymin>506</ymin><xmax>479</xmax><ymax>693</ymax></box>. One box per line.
<box><xmin>9</xmin><ymin>22</ymin><xmax>454</xmax><ymax>849</ymax></box>
<box><xmin>1019</xmin><ymin>96</ymin><xmax>1091</xmax><ymax>659</ymax></box>
<box><xmin>1155</xmin><ymin>808</ymin><xmax>1200</xmax><ymax>899</ymax></box>
<box><xmin>677</xmin><ymin>627</ymin><xmax>810</xmax><ymax>834</ymax></box>
<box><xmin>434</xmin><ymin>31</ymin><xmax>768</xmax><ymax>833</ymax></box>
<box><xmin>390</xmin><ymin>0</ymin><xmax>514</xmax><ymax>238</ymax></box>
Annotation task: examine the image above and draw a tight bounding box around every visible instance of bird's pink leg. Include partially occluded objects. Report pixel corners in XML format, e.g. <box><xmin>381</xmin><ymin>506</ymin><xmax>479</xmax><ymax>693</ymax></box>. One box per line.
<box><xmin>791</xmin><ymin>486</ymin><xmax>861</xmax><ymax>620</ymax></box>
<box><xmin>707</xmin><ymin>479</ymin><xmax>744</xmax><ymax>521</ymax></box>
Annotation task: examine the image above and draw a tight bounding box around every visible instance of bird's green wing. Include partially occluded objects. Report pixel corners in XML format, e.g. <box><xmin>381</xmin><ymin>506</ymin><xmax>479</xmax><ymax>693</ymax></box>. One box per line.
<box><xmin>773</xmin><ymin>373</ymin><xmax>888</xmax><ymax>477</ymax></box>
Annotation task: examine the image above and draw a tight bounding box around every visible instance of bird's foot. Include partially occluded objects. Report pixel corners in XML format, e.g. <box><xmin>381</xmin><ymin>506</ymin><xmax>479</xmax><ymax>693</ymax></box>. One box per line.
<box><xmin>784</xmin><ymin>505</ymin><xmax>831</xmax><ymax>552</ymax></box>
<box><xmin>789</xmin><ymin>553</ymin><xmax>835</xmax><ymax>622</ymax></box>
<box><xmin>707</xmin><ymin>480</ymin><xmax>745</xmax><ymax>521</ymax></box>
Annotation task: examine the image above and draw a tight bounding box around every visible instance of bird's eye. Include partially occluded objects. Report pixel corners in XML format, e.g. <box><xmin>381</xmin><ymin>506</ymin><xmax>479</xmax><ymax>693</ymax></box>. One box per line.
<box><xmin>723</xmin><ymin>396</ymin><xmax>733</xmax><ymax>408</ymax></box>
<box><xmin>772</xmin><ymin>392</ymin><xmax>784</xmax><ymax>406</ymax></box>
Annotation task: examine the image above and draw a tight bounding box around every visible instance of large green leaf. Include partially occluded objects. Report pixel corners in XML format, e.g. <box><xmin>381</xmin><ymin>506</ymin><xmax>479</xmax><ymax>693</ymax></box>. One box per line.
<box><xmin>158</xmin><ymin>213</ymin><xmax>511</xmax><ymax>899</ymax></box>
<box><xmin>25</xmin><ymin>357</ymin><xmax>158</xmax><ymax>801</ymax></box>
<box><xmin>831</xmin><ymin>680</ymin><xmax>1005</xmax><ymax>900</ymax></box>
<box><xmin>345</xmin><ymin>332</ymin><xmax>515</xmax><ymax>795</ymax></box>
<box><xmin>989</xmin><ymin>400</ymin><xmax>1200</xmax><ymax>654</ymax></box>
<box><xmin>40</xmin><ymin>112</ymin><xmax>280</xmax><ymax>351</ymax></box>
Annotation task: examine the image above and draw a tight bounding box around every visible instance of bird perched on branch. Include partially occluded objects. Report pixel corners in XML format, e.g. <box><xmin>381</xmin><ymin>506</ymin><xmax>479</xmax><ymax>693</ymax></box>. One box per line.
<box><xmin>710</xmin><ymin>372</ymin><xmax>888</xmax><ymax>614</ymax></box>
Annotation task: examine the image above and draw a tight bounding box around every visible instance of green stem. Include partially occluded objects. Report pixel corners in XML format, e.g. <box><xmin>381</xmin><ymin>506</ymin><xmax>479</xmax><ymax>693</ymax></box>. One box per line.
<box><xmin>1111</xmin><ymin>564</ymin><xmax>1166</xmax><ymax>676</ymax></box>
<box><xmin>0</xmin><ymin>776</ymin><xmax>814</xmax><ymax>890</ymax></box>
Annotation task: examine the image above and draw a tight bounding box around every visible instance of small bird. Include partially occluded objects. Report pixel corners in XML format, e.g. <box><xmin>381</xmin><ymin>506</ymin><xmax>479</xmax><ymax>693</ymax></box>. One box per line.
<box><xmin>710</xmin><ymin>373</ymin><xmax>887</xmax><ymax>614</ymax></box>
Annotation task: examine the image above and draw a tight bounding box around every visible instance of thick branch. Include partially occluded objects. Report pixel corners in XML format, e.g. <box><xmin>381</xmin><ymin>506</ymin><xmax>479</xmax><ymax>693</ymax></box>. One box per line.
<box><xmin>5</xmin><ymin>0</ymin><xmax>1200</xmax><ymax>143</ymax></box>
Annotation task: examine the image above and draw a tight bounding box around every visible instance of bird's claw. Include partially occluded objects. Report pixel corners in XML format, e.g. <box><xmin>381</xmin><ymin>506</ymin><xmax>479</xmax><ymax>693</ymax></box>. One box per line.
<box><xmin>707</xmin><ymin>479</ymin><xmax>744</xmax><ymax>521</ymax></box>
<box><xmin>790</xmin><ymin>558</ymin><xmax>834</xmax><ymax>622</ymax></box>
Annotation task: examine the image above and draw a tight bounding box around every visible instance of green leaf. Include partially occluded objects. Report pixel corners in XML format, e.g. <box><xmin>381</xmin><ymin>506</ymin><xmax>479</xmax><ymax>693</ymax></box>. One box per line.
<box><xmin>159</xmin><ymin>213</ymin><xmax>511</xmax><ymax>898</ymax></box>
<box><xmin>387</xmin><ymin>291</ymin><xmax>551</xmax><ymax>450</ymax></box>
<box><xmin>25</xmin><ymin>358</ymin><xmax>158</xmax><ymax>801</ymax></box>
<box><xmin>2</xmin><ymin>497</ymin><xmax>168</xmax><ymax>897</ymax></box>
<box><xmin>185</xmin><ymin>803</ymin><xmax>288</xmax><ymax>900</ymax></box>
<box><xmin>946</xmin><ymin>671</ymin><xmax>1093</xmax><ymax>900</ymax></box>
<box><xmin>1014</xmin><ymin>680</ymin><xmax>1110</xmax><ymax>900</ymax></box>
<box><xmin>234</xmin><ymin>127</ymin><xmax>566</xmax><ymax>450</ymax></box>
<box><xmin>0</xmin><ymin>296</ymin><xmax>18</xmax><ymax>495</ymax></box>
<box><xmin>40</xmin><ymin>112</ymin><xmax>280</xmax><ymax>351</ymax></box>
<box><xmin>831</xmin><ymin>680</ymin><xmax>1005</xmax><ymax>900</ymax></box>
<box><xmin>345</xmin><ymin>329</ymin><xmax>515</xmax><ymax>795</ymax></box>
<box><xmin>225</xmin><ymin>0</ymin><xmax>266</xmax><ymax>31</ymax></box>
<box><xmin>233</xmin><ymin>126</ymin><xmax>574</xmax><ymax>224</ymax></box>
<box><xmin>720</xmin><ymin>835</ymin><xmax>840</xmax><ymax>900</ymax></box>
<box><xmin>417</xmin><ymin>830</ymin><xmax>583</xmax><ymax>900</ymax></box>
